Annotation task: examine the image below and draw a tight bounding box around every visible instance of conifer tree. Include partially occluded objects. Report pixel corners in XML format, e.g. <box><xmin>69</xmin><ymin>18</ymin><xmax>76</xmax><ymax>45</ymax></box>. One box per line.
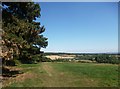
<box><xmin>2</xmin><ymin>2</ymin><xmax>48</xmax><ymax>64</ymax></box>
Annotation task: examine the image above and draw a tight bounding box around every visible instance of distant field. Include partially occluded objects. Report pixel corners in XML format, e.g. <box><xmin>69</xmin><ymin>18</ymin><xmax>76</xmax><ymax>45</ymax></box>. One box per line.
<box><xmin>45</xmin><ymin>54</ymin><xmax>75</xmax><ymax>60</ymax></box>
<box><xmin>3</xmin><ymin>62</ymin><xmax>118</xmax><ymax>87</ymax></box>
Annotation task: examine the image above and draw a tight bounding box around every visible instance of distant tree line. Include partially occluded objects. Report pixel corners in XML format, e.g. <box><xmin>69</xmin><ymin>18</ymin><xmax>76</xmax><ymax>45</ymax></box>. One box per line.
<box><xmin>44</xmin><ymin>53</ymin><xmax>119</xmax><ymax>64</ymax></box>
<box><xmin>94</xmin><ymin>55</ymin><xmax>119</xmax><ymax>64</ymax></box>
<box><xmin>75</xmin><ymin>54</ymin><xmax>119</xmax><ymax>64</ymax></box>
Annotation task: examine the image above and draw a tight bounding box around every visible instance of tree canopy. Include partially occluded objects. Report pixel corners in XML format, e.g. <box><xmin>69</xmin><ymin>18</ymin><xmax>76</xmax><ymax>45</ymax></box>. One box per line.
<box><xmin>2</xmin><ymin>2</ymin><xmax>48</xmax><ymax>64</ymax></box>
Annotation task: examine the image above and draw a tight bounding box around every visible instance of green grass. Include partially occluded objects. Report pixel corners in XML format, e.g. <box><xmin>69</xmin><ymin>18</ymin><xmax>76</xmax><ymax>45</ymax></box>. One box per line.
<box><xmin>3</xmin><ymin>62</ymin><xmax>119</xmax><ymax>87</ymax></box>
<box><xmin>51</xmin><ymin>62</ymin><xmax>118</xmax><ymax>87</ymax></box>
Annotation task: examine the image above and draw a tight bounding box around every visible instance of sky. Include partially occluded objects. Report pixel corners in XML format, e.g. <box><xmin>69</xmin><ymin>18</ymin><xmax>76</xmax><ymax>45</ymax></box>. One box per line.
<box><xmin>36</xmin><ymin>2</ymin><xmax>118</xmax><ymax>53</ymax></box>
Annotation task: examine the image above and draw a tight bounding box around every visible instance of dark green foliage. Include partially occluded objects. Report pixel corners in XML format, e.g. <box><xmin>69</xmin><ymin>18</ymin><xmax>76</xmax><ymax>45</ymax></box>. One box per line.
<box><xmin>74</xmin><ymin>54</ymin><xmax>119</xmax><ymax>64</ymax></box>
<box><xmin>40</xmin><ymin>57</ymin><xmax>52</xmax><ymax>62</ymax></box>
<box><xmin>94</xmin><ymin>54</ymin><xmax>119</xmax><ymax>64</ymax></box>
<box><xmin>2</xmin><ymin>58</ymin><xmax>16</xmax><ymax>66</ymax></box>
<box><xmin>75</xmin><ymin>55</ymin><xmax>92</xmax><ymax>60</ymax></box>
<box><xmin>52</xmin><ymin>58</ymin><xmax>70</xmax><ymax>62</ymax></box>
<box><xmin>6</xmin><ymin>60</ymin><xmax>15</xmax><ymax>66</ymax></box>
<box><xmin>2</xmin><ymin>2</ymin><xmax>48</xmax><ymax>65</ymax></box>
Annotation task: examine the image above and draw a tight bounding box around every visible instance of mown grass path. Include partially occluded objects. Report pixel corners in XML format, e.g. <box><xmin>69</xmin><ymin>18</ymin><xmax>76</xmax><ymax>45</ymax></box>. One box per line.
<box><xmin>3</xmin><ymin>62</ymin><xmax>119</xmax><ymax>87</ymax></box>
<box><xmin>41</xmin><ymin>62</ymin><xmax>75</xmax><ymax>87</ymax></box>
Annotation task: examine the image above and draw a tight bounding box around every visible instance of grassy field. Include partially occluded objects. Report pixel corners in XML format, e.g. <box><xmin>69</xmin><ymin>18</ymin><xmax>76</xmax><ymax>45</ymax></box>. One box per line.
<box><xmin>3</xmin><ymin>62</ymin><xmax>118</xmax><ymax>87</ymax></box>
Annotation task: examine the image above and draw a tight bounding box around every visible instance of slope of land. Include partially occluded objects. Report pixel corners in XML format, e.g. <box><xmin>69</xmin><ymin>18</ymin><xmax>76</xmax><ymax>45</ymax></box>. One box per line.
<box><xmin>2</xmin><ymin>62</ymin><xmax>118</xmax><ymax>87</ymax></box>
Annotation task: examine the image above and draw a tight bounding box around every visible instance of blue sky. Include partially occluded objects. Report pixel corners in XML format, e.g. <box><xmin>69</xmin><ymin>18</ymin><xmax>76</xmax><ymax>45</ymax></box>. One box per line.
<box><xmin>36</xmin><ymin>2</ymin><xmax>118</xmax><ymax>53</ymax></box>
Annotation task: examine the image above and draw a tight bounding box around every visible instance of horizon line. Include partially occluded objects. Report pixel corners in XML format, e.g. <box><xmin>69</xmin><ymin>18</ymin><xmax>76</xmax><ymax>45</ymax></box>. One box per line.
<box><xmin>44</xmin><ymin>51</ymin><xmax>119</xmax><ymax>54</ymax></box>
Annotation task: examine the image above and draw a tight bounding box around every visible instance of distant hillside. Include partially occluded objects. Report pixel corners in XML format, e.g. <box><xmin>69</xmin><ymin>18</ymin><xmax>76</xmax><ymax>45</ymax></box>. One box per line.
<box><xmin>45</xmin><ymin>52</ymin><xmax>118</xmax><ymax>56</ymax></box>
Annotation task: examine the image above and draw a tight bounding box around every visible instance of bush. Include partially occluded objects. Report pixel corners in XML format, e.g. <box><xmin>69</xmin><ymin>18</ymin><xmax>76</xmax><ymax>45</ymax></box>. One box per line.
<box><xmin>52</xmin><ymin>58</ymin><xmax>70</xmax><ymax>62</ymax></box>
<box><xmin>38</xmin><ymin>56</ymin><xmax>52</xmax><ymax>62</ymax></box>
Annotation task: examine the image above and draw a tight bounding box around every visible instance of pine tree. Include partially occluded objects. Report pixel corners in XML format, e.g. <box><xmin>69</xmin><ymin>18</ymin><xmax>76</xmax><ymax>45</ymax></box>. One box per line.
<box><xmin>2</xmin><ymin>2</ymin><xmax>48</xmax><ymax>64</ymax></box>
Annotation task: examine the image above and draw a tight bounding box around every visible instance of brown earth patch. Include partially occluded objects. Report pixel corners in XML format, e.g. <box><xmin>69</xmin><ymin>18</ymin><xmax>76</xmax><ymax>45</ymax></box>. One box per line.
<box><xmin>2</xmin><ymin>72</ymin><xmax>36</xmax><ymax>87</ymax></box>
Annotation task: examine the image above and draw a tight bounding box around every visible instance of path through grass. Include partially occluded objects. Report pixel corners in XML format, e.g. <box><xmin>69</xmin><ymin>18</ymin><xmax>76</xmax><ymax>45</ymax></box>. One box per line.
<box><xmin>3</xmin><ymin>62</ymin><xmax>119</xmax><ymax>87</ymax></box>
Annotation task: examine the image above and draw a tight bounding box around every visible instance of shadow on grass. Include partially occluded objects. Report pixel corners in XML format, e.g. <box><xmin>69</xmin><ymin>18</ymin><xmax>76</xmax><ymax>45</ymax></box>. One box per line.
<box><xmin>2</xmin><ymin>67</ymin><xmax>23</xmax><ymax>78</ymax></box>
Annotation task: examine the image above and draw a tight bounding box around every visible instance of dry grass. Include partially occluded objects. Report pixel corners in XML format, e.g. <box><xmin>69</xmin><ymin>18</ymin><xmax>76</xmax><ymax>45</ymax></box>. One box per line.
<box><xmin>45</xmin><ymin>55</ymin><xmax>75</xmax><ymax>60</ymax></box>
